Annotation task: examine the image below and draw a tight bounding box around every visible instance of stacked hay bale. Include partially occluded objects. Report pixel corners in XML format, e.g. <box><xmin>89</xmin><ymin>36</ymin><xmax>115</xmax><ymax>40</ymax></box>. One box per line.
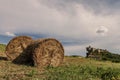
<box><xmin>5</xmin><ymin>36</ymin><xmax>64</xmax><ymax>68</ymax></box>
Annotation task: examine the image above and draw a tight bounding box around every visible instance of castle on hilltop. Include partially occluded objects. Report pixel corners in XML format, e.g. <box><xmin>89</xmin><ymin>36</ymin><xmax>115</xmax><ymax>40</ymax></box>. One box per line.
<box><xmin>86</xmin><ymin>46</ymin><xmax>109</xmax><ymax>60</ymax></box>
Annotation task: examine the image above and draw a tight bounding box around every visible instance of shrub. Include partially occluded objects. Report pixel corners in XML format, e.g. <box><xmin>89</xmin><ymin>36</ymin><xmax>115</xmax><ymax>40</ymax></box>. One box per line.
<box><xmin>101</xmin><ymin>52</ymin><xmax>120</xmax><ymax>63</ymax></box>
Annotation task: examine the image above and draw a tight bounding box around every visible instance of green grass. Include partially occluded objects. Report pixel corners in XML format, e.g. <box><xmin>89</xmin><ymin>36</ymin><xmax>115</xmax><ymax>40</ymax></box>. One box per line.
<box><xmin>101</xmin><ymin>52</ymin><xmax>120</xmax><ymax>63</ymax></box>
<box><xmin>0</xmin><ymin>44</ymin><xmax>6</xmax><ymax>53</ymax></box>
<box><xmin>45</xmin><ymin>64</ymin><xmax>120</xmax><ymax>80</ymax></box>
<box><xmin>0</xmin><ymin>45</ymin><xmax>120</xmax><ymax>80</ymax></box>
<box><xmin>0</xmin><ymin>57</ymin><xmax>120</xmax><ymax>80</ymax></box>
<box><xmin>43</xmin><ymin>57</ymin><xmax>120</xmax><ymax>80</ymax></box>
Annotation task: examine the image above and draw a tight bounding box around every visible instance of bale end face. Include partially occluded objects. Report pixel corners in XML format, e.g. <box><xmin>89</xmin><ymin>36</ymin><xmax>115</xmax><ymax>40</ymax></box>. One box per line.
<box><xmin>31</xmin><ymin>38</ymin><xmax>64</xmax><ymax>68</ymax></box>
<box><xmin>5</xmin><ymin>36</ymin><xmax>33</xmax><ymax>64</ymax></box>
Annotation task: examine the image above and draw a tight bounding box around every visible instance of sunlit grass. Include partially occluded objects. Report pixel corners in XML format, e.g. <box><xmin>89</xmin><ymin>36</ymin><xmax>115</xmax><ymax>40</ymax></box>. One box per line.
<box><xmin>0</xmin><ymin>44</ymin><xmax>6</xmax><ymax>53</ymax></box>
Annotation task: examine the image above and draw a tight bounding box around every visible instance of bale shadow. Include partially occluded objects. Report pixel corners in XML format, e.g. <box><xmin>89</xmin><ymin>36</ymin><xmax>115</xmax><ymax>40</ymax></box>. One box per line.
<box><xmin>0</xmin><ymin>56</ymin><xmax>8</xmax><ymax>61</ymax></box>
<box><xmin>12</xmin><ymin>44</ymin><xmax>34</xmax><ymax>66</ymax></box>
<box><xmin>12</xmin><ymin>53</ymin><xmax>34</xmax><ymax>66</ymax></box>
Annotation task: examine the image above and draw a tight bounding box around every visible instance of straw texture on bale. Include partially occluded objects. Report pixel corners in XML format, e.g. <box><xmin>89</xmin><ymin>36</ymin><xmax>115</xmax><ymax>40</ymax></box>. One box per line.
<box><xmin>5</xmin><ymin>36</ymin><xmax>33</xmax><ymax>63</ymax></box>
<box><xmin>26</xmin><ymin>38</ymin><xmax>64</xmax><ymax>68</ymax></box>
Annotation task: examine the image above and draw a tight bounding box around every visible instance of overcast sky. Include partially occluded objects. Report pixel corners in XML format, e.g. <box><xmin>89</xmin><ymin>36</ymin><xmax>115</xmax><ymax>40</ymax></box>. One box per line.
<box><xmin>0</xmin><ymin>0</ymin><xmax>120</xmax><ymax>56</ymax></box>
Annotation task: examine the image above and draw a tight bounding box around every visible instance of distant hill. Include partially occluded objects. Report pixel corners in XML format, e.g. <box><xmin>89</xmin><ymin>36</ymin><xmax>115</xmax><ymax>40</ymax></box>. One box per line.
<box><xmin>0</xmin><ymin>44</ymin><xmax>6</xmax><ymax>53</ymax></box>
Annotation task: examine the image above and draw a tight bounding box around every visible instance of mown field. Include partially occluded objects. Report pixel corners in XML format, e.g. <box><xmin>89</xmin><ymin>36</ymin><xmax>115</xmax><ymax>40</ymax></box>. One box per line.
<box><xmin>0</xmin><ymin>44</ymin><xmax>120</xmax><ymax>80</ymax></box>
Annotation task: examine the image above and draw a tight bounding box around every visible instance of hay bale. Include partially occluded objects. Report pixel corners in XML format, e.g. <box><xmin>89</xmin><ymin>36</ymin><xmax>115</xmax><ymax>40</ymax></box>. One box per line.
<box><xmin>5</xmin><ymin>36</ymin><xmax>33</xmax><ymax>63</ymax></box>
<box><xmin>26</xmin><ymin>38</ymin><xmax>64</xmax><ymax>68</ymax></box>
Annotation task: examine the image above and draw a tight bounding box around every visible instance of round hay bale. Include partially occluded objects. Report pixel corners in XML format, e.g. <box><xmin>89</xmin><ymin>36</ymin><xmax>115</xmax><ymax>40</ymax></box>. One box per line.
<box><xmin>27</xmin><ymin>38</ymin><xmax>64</xmax><ymax>68</ymax></box>
<box><xmin>5</xmin><ymin>36</ymin><xmax>33</xmax><ymax>63</ymax></box>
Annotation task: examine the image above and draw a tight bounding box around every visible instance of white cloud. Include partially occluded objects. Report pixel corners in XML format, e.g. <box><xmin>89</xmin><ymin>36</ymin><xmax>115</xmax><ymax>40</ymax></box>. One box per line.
<box><xmin>0</xmin><ymin>0</ymin><xmax>120</xmax><ymax>55</ymax></box>
<box><xmin>0</xmin><ymin>0</ymin><xmax>118</xmax><ymax>38</ymax></box>
<box><xmin>5</xmin><ymin>32</ymin><xmax>16</xmax><ymax>37</ymax></box>
<box><xmin>96</xmin><ymin>26</ymin><xmax>108</xmax><ymax>36</ymax></box>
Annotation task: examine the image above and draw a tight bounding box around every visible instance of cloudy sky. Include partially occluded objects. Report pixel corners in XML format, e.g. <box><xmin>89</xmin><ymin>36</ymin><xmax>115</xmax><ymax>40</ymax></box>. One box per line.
<box><xmin>0</xmin><ymin>0</ymin><xmax>120</xmax><ymax>56</ymax></box>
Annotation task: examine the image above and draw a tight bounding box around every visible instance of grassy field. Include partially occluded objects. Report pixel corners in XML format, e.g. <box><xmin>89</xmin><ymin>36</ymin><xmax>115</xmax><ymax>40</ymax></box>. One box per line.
<box><xmin>0</xmin><ymin>44</ymin><xmax>120</xmax><ymax>80</ymax></box>
<box><xmin>0</xmin><ymin>44</ymin><xmax>6</xmax><ymax>53</ymax></box>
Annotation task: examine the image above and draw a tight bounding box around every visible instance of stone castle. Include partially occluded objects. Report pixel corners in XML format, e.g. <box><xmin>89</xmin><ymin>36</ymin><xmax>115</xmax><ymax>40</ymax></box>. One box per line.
<box><xmin>86</xmin><ymin>46</ymin><xmax>109</xmax><ymax>60</ymax></box>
